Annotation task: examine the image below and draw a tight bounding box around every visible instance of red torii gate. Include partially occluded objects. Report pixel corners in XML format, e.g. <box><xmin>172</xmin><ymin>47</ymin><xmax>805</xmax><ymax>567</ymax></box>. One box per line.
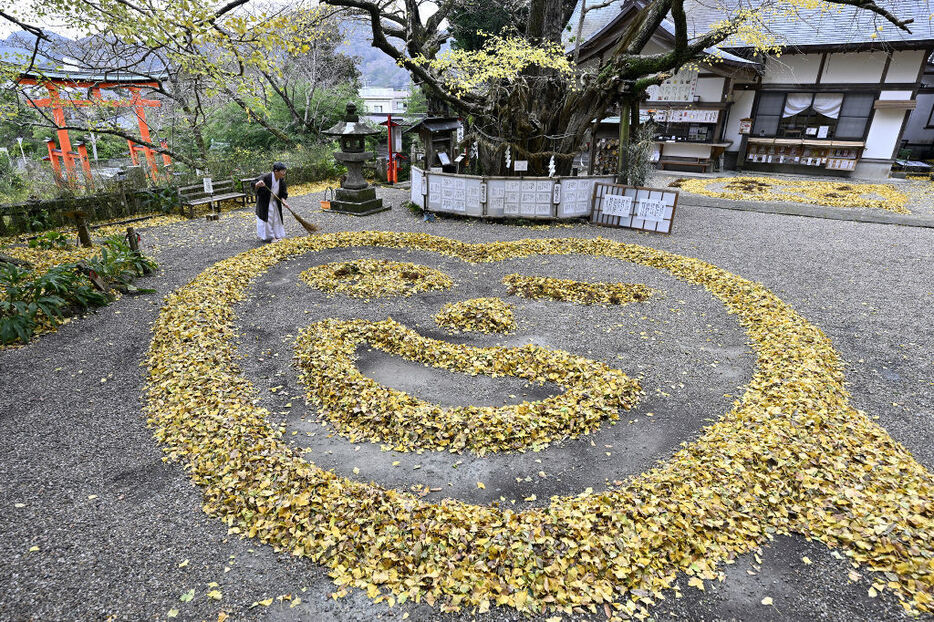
<box><xmin>17</xmin><ymin>70</ymin><xmax>170</xmax><ymax>185</ymax></box>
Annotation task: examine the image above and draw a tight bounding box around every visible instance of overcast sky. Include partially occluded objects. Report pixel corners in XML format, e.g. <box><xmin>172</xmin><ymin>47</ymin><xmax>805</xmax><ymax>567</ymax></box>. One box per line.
<box><xmin>0</xmin><ymin>0</ymin><xmax>86</xmax><ymax>38</ymax></box>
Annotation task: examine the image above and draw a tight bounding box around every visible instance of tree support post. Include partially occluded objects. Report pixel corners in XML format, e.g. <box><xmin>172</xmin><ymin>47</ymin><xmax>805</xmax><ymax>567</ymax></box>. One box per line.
<box><xmin>616</xmin><ymin>97</ymin><xmax>631</xmax><ymax>186</ymax></box>
<box><xmin>67</xmin><ymin>210</ymin><xmax>93</xmax><ymax>248</ymax></box>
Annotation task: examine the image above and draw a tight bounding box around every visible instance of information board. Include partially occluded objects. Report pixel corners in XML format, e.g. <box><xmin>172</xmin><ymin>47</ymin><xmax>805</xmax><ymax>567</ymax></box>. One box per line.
<box><xmin>590</xmin><ymin>183</ymin><xmax>678</xmax><ymax>234</ymax></box>
<box><xmin>646</xmin><ymin>67</ymin><xmax>698</xmax><ymax>102</ymax></box>
<box><xmin>410</xmin><ymin>165</ymin><xmax>425</xmax><ymax>209</ymax></box>
<box><xmin>602</xmin><ymin>194</ymin><xmax>633</xmax><ymax>218</ymax></box>
<box><xmin>411</xmin><ymin>168</ymin><xmax>615</xmax><ymax>220</ymax></box>
<box><xmin>555</xmin><ymin>176</ymin><xmax>614</xmax><ymax>218</ymax></box>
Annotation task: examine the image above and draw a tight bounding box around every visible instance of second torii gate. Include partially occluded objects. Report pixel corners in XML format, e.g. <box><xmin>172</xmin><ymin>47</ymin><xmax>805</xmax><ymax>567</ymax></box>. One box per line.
<box><xmin>17</xmin><ymin>70</ymin><xmax>170</xmax><ymax>185</ymax></box>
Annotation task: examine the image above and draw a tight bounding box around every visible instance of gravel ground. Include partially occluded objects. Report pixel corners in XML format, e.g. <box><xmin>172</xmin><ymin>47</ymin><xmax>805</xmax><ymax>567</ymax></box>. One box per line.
<box><xmin>0</xmin><ymin>186</ymin><xmax>932</xmax><ymax>621</ymax></box>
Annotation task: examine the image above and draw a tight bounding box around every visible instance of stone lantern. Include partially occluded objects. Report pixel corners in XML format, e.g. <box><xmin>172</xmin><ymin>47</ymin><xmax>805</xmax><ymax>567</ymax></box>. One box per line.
<box><xmin>323</xmin><ymin>102</ymin><xmax>386</xmax><ymax>215</ymax></box>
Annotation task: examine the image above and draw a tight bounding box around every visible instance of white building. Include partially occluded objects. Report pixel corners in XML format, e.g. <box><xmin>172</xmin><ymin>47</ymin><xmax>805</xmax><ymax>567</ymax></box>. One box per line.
<box><xmin>360</xmin><ymin>87</ymin><xmax>410</xmax><ymax>123</ymax></box>
<box><xmin>569</xmin><ymin>0</ymin><xmax>933</xmax><ymax>179</ymax></box>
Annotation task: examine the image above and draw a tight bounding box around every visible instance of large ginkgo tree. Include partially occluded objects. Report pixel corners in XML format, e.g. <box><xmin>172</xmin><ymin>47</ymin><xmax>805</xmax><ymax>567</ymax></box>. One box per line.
<box><xmin>322</xmin><ymin>0</ymin><xmax>912</xmax><ymax>176</ymax></box>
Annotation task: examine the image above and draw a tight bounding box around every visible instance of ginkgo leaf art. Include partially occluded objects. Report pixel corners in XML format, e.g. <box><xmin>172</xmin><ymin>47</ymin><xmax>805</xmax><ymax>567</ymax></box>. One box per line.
<box><xmin>300</xmin><ymin>258</ymin><xmax>453</xmax><ymax>298</ymax></box>
<box><xmin>294</xmin><ymin>318</ymin><xmax>640</xmax><ymax>454</ymax></box>
<box><xmin>433</xmin><ymin>297</ymin><xmax>516</xmax><ymax>333</ymax></box>
<box><xmin>146</xmin><ymin>232</ymin><xmax>934</xmax><ymax>618</ymax></box>
<box><xmin>674</xmin><ymin>176</ymin><xmax>910</xmax><ymax>213</ymax></box>
<box><xmin>503</xmin><ymin>274</ymin><xmax>657</xmax><ymax>306</ymax></box>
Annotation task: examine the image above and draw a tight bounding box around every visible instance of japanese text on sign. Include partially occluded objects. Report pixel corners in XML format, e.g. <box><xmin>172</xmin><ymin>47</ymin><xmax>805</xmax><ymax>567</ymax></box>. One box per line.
<box><xmin>636</xmin><ymin>199</ymin><xmax>665</xmax><ymax>222</ymax></box>
<box><xmin>602</xmin><ymin>194</ymin><xmax>634</xmax><ymax>217</ymax></box>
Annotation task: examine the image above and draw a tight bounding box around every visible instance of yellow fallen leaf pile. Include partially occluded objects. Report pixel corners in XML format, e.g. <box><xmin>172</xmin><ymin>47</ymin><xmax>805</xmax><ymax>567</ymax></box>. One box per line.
<box><xmin>503</xmin><ymin>274</ymin><xmax>655</xmax><ymax>306</ymax></box>
<box><xmin>294</xmin><ymin>317</ymin><xmax>640</xmax><ymax>454</ymax></box>
<box><xmin>0</xmin><ymin>212</ymin><xmax>205</xmax><ymax>250</ymax></box>
<box><xmin>288</xmin><ymin>180</ymin><xmax>343</xmax><ymax>197</ymax></box>
<box><xmin>93</xmin><ymin>214</ymin><xmax>189</xmax><ymax>238</ymax></box>
<box><xmin>0</xmin><ymin>245</ymin><xmax>100</xmax><ymax>276</ymax></box>
<box><xmin>676</xmin><ymin>176</ymin><xmax>910</xmax><ymax>213</ymax></box>
<box><xmin>300</xmin><ymin>259</ymin><xmax>453</xmax><ymax>298</ymax></box>
<box><xmin>433</xmin><ymin>297</ymin><xmax>516</xmax><ymax>333</ymax></box>
<box><xmin>146</xmin><ymin>232</ymin><xmax>934</xmax><ymax>618</ymax></box>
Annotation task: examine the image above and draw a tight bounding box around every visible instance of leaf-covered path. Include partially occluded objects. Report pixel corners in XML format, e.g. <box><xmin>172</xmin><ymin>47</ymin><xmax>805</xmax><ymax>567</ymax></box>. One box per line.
<box><xmin>1</xmin><ymin>188</ymin><xmax>932</xmax><ymax>621</ymax></box>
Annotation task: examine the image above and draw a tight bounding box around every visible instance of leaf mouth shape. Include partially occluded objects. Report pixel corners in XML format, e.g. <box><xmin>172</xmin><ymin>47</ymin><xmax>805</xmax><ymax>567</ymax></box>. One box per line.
<box><xmin>300</xmin><ymin>258</ymin><xmax>453</xmax><ymax>298</ymax></box>
<box><xmin>294</xmin><ymin>317</ymin><xmax>641</xmax><ymax>455</ymax></box>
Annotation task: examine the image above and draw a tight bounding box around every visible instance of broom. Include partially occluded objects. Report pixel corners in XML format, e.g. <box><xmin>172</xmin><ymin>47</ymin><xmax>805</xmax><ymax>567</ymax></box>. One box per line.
<box><xmin>268</xmin><ymin>188</ymin><xmax>320</xmax><ymax>234</ymax></box>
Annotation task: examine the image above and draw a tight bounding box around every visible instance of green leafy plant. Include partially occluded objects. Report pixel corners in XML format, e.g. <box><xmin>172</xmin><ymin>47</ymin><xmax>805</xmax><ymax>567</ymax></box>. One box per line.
<box><xmin>136</xmin><ymin>187</ymin><xmax>179</xmax><ymax>214</ymax></box>
<box><xmin>88</xmin><ymin>235</ymin><xmax>158</xmax><ymax>286</ymax></box>
<box><xmin>0</xmin><ymin>264</ymin><xmax>65</xmax><ymax>344</ymax></box>
<box><xmin>35</xmin><ymin>264</ymin><xmax>110</xmax><ymax>310</ymax></box>
<box><xmin>403</xmin><ymin>200</ymin><xmax>424</xmax><ymax>217</ymax></box>
<box><xmin>28</xmin><ymin>230</ymin><xmax>72</xmax><ymax>249</ymax></box>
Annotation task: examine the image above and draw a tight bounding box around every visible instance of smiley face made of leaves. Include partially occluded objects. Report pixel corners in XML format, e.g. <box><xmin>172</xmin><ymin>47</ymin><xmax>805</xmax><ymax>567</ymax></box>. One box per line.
<box><xmin>145</xmin><ymin>232</ymin><xmax>934</xmax><ymax>617</ymax></box>
<box><xmin>293</xmin><ymin>262</ymin><xmax>652</xmax><ymax>455</ymax></box>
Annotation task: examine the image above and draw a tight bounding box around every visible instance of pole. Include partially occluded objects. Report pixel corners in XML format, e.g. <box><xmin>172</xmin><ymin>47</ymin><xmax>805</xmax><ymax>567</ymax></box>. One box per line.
<box><xmin>17</xmin><ymin>137</ymin><xmax>26</xmax><ymax>166</ymax></box>
<box><xmin>89</xmin><ymin>132</ymin><xmax>99</xmax><ymax>161</ymax></box>
<box><xmin>47</xmin><ymin>84</ymin><xmax>77</xmax><ymax>185</ymax></box>
<box><xmin>387</xmin><ymin>113</ymin><xmax>395</xmax><ymax>184</ymax></box>
<box><xmin>617</xmin><ymin>98</ymin><xmax>631</xmax><ymax>185</ymax></box>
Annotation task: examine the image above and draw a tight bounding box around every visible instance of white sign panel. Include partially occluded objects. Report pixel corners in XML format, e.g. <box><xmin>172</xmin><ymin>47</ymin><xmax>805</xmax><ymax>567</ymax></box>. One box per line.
<box><xmin>464</xmin><ymin>177</ymin><xmax>484</xmax><ymax>216</ymax></box>
<box><xmin>636</xmin><ymin>199</ymin><xmax>665</xmax><ymax>222</ymax></box>
<box><xmin>438</xmin><ymin>175</ymin><xmax>467</xmax><ymax>213</ymax></box>
<box><xmin>591</xmin><ymin>183</ymin><xmax>678</xmax><ymax>234</ymax></box>
<box><xmin>555</xmin><ymin>176</ymin><xmax>614</xmax><ymax>218</ymax></box>
<box><xmin>487</xmin><ymin>179</ymin><xmax>507</xmax><ymax>217</ymax></box>
<box><xmin>603</xmin><ymin>194</ymin><xmax>634</xmax><ymax>217</ymax></box>
<box><xmin>513</xmin><ymin>160</ymin><xmax>529</xmax><ymax>172</ymax></box>
<box><xmin>202</xmin><ymin>177</ymin><xmax>213</xmax><ymax>194</ymax></box>
<box><xmin>410</xmin><ymin>166</ymin><xmax>426</xmax><ymax>209</ymax></box>
<box><xmin>646</xmin><ymin>67</ymin><xmax>698</xmax><ymax>102</ymax></box>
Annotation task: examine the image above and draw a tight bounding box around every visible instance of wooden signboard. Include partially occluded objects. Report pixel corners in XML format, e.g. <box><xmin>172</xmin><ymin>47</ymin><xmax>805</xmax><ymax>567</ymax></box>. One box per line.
<box><xmin>590</xmin><ymin>182</ymin><xmax>678</xmax><ymax>234</ymax></box>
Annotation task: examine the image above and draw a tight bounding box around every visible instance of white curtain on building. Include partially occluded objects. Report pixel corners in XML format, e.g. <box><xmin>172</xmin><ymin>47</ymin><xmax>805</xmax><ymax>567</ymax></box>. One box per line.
<box><xmin>782</xmin><ymin>93</ymin><xmax>813</xmax><ymax>117</ymax></box>
<box><xmin>812</xmin><ymin>93</ymin><xmax>844</xmax><ymax>119</ymax></box>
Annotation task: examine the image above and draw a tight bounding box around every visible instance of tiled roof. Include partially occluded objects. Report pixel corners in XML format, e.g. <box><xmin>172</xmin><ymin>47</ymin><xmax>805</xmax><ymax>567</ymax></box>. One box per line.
<box><xmin>563</xmin><ymin>0</ymin><xmax>754</xmax><ymax>64</ymax></box>
<box><xmin>682</xmin><ymin>0</ymin><xmax>934</xmax><ymax>49</ymax></box>
<box><xmin>567</xmin><ymin>0</ymin><xmax>934</xmax><ymax>54</ymax></box>
<box><xmin>563</xmin><ymin>0</ymin><xmax>630</xmax><ymax>51</ymax></box>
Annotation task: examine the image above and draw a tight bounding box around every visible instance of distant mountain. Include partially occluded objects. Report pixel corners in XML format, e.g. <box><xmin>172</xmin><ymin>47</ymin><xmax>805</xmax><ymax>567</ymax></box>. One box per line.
<box><xmin>338</xmin><ymin>21</ymin><xmax>413</xmax><ymax>90</ymax></box>
<box><xmin>0</xmin><ymin>30</ymin><xmax>69</xmax><ymax>67</ymax></box>
<box><xmin>3</xmin><ymin>25</ymin><xmax>429</xmax><ymax>90</ymax></box>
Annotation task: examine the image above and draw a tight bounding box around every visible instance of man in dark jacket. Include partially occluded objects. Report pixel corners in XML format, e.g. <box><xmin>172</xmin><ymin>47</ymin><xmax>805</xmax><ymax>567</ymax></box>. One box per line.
<box><xmin>253</xmin><ymin>162</ymin><xmax>289</xmax><ymax>242</ymax></box>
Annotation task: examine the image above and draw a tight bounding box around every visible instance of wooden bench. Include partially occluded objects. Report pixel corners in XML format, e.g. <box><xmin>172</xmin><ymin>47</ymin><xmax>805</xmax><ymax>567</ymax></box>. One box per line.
<box><xmin>240</xmin><ymin>177</ymin><xmax>259</xmax><ymax>204</ymax></box>
<box><xmin>657</xmin><ymin>157</ymin><xmax>712</xmax><ymax>172</ymax></box>
<box><xmin>177</xmin><ymin>179</ymin><xmax>247</xmax><ymax>218</ymax></box>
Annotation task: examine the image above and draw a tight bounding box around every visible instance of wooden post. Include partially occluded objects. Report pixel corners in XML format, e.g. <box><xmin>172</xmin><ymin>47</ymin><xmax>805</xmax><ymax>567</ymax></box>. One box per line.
<box><xmin>126</xmin><ymin>226</ymin><xmax>139</xmax><ymax>252</ymax></box>
<box><xmin>617</xmin><ymin>98</ymin><xmax>631</xmax><ymax>185</ymax></box>
<box><xmin>73</xmin><ymin>210</ymin><xmax>92</xmax><ymax>247</ymax></box>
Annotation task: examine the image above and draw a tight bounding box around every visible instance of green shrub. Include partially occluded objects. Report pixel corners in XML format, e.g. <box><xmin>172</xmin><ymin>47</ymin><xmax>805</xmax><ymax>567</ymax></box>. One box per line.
<box><xmin>135</xmin><ymin>186</ymin><xmax>179</xmax><ymax>214</ymax></box>
<box><xmin>1</xmin><ymin>236</ymin><xmax>156</xmax><ymax>344</ymax></box>
<box><xmin>403</xmin><ymin>200</ymin><xmax>424</xmax><ymax>217</ymax></box>
<box><xmin>0</xmin><ymin>264</ymin><xmax>65</xmax><ymax>344</ymax></box>
<box><xmin>88</xmin><ymin>235</ymin><xmax>158</xmax><ymax>285</ymax></box>
<box><xmin>28</xmin><ymin>231</ymin><xmax>71</xmax><ymax>249</ymax></box>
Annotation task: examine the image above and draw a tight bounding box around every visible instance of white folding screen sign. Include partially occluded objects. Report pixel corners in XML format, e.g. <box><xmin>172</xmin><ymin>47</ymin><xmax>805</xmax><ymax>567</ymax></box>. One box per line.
<box><xmin>590</xmin><ymin>182</ymin><xmax>678</xmax><ymax>234</ymax></box>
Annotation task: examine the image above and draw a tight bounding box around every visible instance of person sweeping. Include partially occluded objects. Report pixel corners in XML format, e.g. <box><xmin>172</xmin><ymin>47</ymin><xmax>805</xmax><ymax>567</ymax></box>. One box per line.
<box><xmin>253</xmin><ymin>162</ymin><xmax>318</xmax><ymax>241</ymax></box>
